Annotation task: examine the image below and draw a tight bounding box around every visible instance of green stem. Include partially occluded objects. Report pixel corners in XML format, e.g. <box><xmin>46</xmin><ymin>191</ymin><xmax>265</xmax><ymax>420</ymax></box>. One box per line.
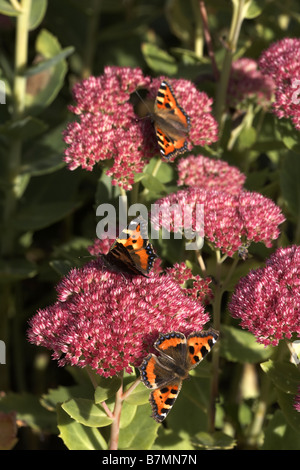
<box><xmin>81</xmin><ymin>0</ymin><xmax>102</xmax><ymax>79</ymax></box>
<box><xmin>195</xmin><ymin>249</ymin><xmax>207</xmax><ymax>276</ymax></box>
<box><xmin>2</xmin><ymin>0</ymin><xmax>31</xmax><ymax>256</ymax></box>
<box><xmin>221</xmin><ymin>257</ymin><xmax>239</xmax><ymax>293</ymax></box>
<box><xmin>214</xmin><ymin>0</ymin><xmax>247</xmax><ymax>127</ymax></box>
<box><xmin>110</xmin><ymin>375</ymin><xmax>124</xmax><ymax>450</ymax></box>
<box><xmin>208</xmin><ymin>252</ymin><xmax>241</xmax><ymax>432</ymax></box>
<box><xmin>246</xmin><ymin>372</ymin><xmax>270</xmax><ymax>448</ymax></box>
<box><xmin>208</xmin><ymin>250</ymin><xmax>223</xmax><ymax>432</ymax></box>
<box><xmin>191</xmin><ymin>0</ymin><xmax>203</xmax><ymax>58</ymax></box>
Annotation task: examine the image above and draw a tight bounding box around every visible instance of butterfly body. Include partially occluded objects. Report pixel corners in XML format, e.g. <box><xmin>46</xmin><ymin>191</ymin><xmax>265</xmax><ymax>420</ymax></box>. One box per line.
<box><xmin>102</xmin><ymin>217</ymin><xmax>157</xmax><ymax>277</ymax></box>
<box><xmin>139</xmin><ymin>329</ymin><xmax>219</xmax><ymax>422</ymax></box>
<box><xmin>152</xmin><ymin>81</ymin><xmax>191</xmax><ymax>159</ymax></box>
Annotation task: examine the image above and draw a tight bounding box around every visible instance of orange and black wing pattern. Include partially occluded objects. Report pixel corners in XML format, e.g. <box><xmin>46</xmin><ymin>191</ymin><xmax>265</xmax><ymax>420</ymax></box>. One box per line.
<box><xmin>153</xmin><ymin>81</ymin><xmax>190</xmax><ymax>159</ymax></box>
<box><xmin>103</xmin><ymin>217</ymin><xmax>157</xmax><ymax>276</ymax></box>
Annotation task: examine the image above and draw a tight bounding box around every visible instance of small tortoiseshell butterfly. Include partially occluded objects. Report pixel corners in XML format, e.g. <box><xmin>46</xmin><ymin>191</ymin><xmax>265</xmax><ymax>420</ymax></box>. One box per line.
<box><xmin>139</xmin><ymin>328</ymin><xmax>219</xmax><ymax>422</ymax></box>
<box><xmin>153</xmin><ymin>80</ymin><xmax>191</xmax><ymax>159</ymax></box>
<box><xmin>102</xmin><ymin>216</ymin><xmax>157</xmax><ymax>277</ymax></box>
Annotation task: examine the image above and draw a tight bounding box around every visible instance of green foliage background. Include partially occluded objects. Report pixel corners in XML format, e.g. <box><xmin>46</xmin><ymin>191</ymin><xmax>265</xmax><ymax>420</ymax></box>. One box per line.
<box><xmin>0</xmin><ymin>0</ymin><xmax>300</xmax><ymax>450</ymax></box>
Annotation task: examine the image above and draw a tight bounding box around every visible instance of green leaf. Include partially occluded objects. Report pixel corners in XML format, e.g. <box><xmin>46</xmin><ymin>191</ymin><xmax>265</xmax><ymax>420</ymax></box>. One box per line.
<box><xmin>141</xmin><ymin>43</ymin><xmax>178</xmax><ymax>75</ymax></box>
<box><xmin>14</xmin><ymin>169</ymin><xmax>82</xmax><ymax>231</ymax></box>
<box><xmin>165</xmin><ymin>0</ymin><xmax>194</xmax><ymax>43</ymax></box>
<box><xmin>15</xmin><ymin>201</ymin><xmax>80</xmax><ymax>231</ymax></box>
<box><xmin>280</xmin><ymin>151</ymin><xmax>300</xmax><ymax>219</ymax></box>
<box><xmin>94</xmin><ymin>376</ymin><xmax>122</xmax><ymax>403</ymax></box>
<box><xmin>0</xmin><ymin>258</ymin><xmax>37</xmax><ymax>282</ymax></box>
<box><xmin>57</xmin><ymin>406</ymin><xmax>108</xmax><ymax>450</ymax></box>
<box><xmin>153</xmin><ymin>429</ymin><xmax>194</xmax><ymax>450</ymax></box>
<box><xmin>0</xmin><ymin>392</ymin><xmax>56</xmax><ymax>433</ymax></box>
<box><xmin>123</xmin><ymin>381</ymin><xmax>150</xmax><ymax>406</ymax></box>
<box><xmin>276</xmin><ymin>389</ymin><xmax>300</xmax><ymax>433</ymax></box>
<box><xmin>29</xmin><ymin>0</ymin><xmax>47</xmax><ymax>30</ymax></box>
<box><xmin>144</xmin><ymin>158</ymin><xmax>175</xmax><ymax>184</ymax></box>
<box><xmin>141</xmin><ymin>173</ymin><xmax>167</xmax><ymax>194</ymax></box>
<box><xmin>192</xmin><ymin>431</ymin><xmax>237</xmax><ymax>450</ymax></box>
<box><xmin>238</xmin><ymin>125</ymin><xmax>257</xmax><ymax>149</ymax></box>
<box><xmin>276</xmin><ymin>119</ymin><xmax>300</xmax><ymax>152</ymax></box>
<box><xmin>41</xmin><ymin>384</ymin><xmax>95</xmax><ymax>412</ymax></box>
<box><xmin>25</xmin><ymin>29</ymin><xmax>71</xmax><ymax>115</ymax></box>
<box><xmin>21</xmin><ymin>123</ymin><xmax>67</xmax><ymax>177</ymax></box>
<box><xmin>0</xmin><ymin>116</ymin><xmax>48</xmax><ymax>141</ymax></box>
<box><xmin>220</xmin><ymin>325</ymin><xmax>273</xmax><ymax>363</ymax></box>
<box><xmin>118</xmin><ymin>404</ymin><xmax>160</xmax><ymax>450</ymax></box>
<box><xmin>24</xmin><ymin>47</ymin><xmax>75</xmax><ymax>77</ymax></box>
<box><xmin>61</xmin><ymin>398</ymin><xmax>113</xmax><ymax>427</ymax></box>
<box><xmin>260</xmin><ymin>360</ymin><xmax>300</xmax><ymax>394</ymax></box>
<box><xmin>166</xmin><ymin>376</ymin><xmax>210</xmax><ymax>435</ymax></box>
<box><xmin>262</xmin><ymin>410</ymin><xmax>300</xmax><ymax>450</ymax></box>
<box><xmin>261</xmin><ymin>360</ymin><xmax>300</xmax><ymax>434</ymax></box>
<box><xmin>0</xmin><ymin>0</ymin><xmax>20</xmax><ymax>16</ymax></box>
<box><xmin>244</xmin><ymin>0</ymin><xmax>263</xmax><ymax>19</ymax></box>
<box><xmin>119</xmin><ymin>401</ymin><xmax>137</xmax><ymax>429</ymax></box>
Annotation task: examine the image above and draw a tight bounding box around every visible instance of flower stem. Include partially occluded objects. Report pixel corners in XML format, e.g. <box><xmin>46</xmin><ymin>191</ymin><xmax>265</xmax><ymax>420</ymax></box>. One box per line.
<box><xmin>199</xmin><ymin>0</ymin><xmax>219</xmax><ymax>80</ymax></box>
<box><xmin>246</xmin><ymin>373</ymin><xmax>270</xmax><ymax>448</ymax></box>
<box><xmin>195</xmin><ymin>249</ymin><xmax>207</xmax><ymax>275</ymax></box>
<box><xmin>214</xmin><ymin>0</ymin><xmax>247</xmax><ymax>127</ymax></box>
<box><xmin>110</xmin><ymin>383</ymin><xmax>123</xmax><ymax>450</ymax></box>
<box><xmin>2</xmin><ymin>0</ymin><xmax>31</xmax><ymax>256</ymax></box>
<box><xmin>81</xmin><ymin>0</ymin><xmax>102</xmax><ymax>79</ymax></box>
<box><xmin>208</xmin><ymin>253</ymin><xmax>240</xmax><ymax>432</ymax></box>
<box><xmin>109</xmin><ymin>377</ymin><xmax>141</xmax><ymax>450</ymax></box>
<box><xmin>191</xmin><ymin>0</ymin><xmax>204</xmax><ymax>58</ymax></box>
<box><xmin>208</xmin><ymin>250</ymin><xmax>223</xmax><ymax>431</ymax></box>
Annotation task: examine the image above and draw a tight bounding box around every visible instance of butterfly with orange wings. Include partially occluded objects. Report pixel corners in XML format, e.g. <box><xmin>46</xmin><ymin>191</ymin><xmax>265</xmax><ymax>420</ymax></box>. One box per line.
<box><xmin>102</xmin><ymin>216</ymin><xmax>157</xmax><ymax>277</ymax></box>
<box><xmin>152</xmin><ymin>80</ymin><xmax>191</xmax><ymax>159</ymax></box>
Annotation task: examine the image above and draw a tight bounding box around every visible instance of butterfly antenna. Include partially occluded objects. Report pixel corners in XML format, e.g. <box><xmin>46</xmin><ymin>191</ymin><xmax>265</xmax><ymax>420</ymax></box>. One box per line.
<box><xmin>134</xmin><ymin>88</ymin><xmax>153</xmax><ymax>120</ymax></box>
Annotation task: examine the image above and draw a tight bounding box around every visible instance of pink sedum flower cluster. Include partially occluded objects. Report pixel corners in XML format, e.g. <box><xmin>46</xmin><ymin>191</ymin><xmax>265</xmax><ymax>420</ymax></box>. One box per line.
<box><xmin>63</xmin><ymin>66</ymin><xmax>218</xmax><ymax>190</ymax></box>
<box><xmin>259</xmin><ymin>38</ymin><xmax>300</xmax><ymax>130</ymax></box>
<box><xmin>177</xmin><ymin>154</ymin><xmax>246</xmax><ymax>194</ymax></box>
<box><xmin>152</xmin><ymin>187</ymin><xmax>285</xmax><ymax>257</ymax></box>
<box><xmin>27</xmin><ymin>259</ymin><xmax>210</xmax><ymax>377</ymax></box>
<box><xmin>229</xmin><ymin>245</ymin><xmax>300</xmax><ymax>346</ymax></box>
<box><xmin>228</xmin><ymin>58</ymin><xmax>275</xmax><ymax>110</ymax></box>
<box><xmin>166</xmin><ymin>262</ymin><xmax>213</xmax><ymax>304</ymax></box>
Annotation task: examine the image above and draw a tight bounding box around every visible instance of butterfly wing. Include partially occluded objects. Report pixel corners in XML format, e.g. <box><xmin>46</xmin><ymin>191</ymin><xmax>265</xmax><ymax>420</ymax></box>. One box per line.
<box><xmin>154</xmin><ymin>331</ymin><xmax>188</xmax><ymax>370</ymax></box>
<box><xmin>154</xmin><ymin>81</ymin><xmax>190</xmax><ymax>159</ymax></box>
<box><xmin>139</xmin><ymin>353</ymin><xmax>177</xmax><ymax>390</ymax></box>
<box><xmin>139</xmin><ymin>329</ymin><xmax>219</xmax><ymax>423</ymax></box>
<box><xmin>138</xmin><ymin>353</ymin><xmax>182</xmax><ymax>423</ymax></box>
<box><xmin>103</xmin><ymin>217</ymin><xmax>157</xmax><ymax>276</ymax></box>
<box><xmin>186</xmin><ymin>328</ymin><xmax>219</xmax><ymax>370</ymax></box>
<box><xmin>149</xmin><ymin>382</ymin><xmax>182</xmax><ymax>423</ymax></box>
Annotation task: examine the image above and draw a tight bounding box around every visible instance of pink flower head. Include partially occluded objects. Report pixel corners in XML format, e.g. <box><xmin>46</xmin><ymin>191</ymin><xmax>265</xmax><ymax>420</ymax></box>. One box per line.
<box><xmin>88</xmin><ymin>237</ymin><xmax>115</xmax><ymax>256</ymax></box>
<box><xmin>228</xmin><ymin>58</ymin><xmax>275</xmax><ymax>110</ymax></box>
<box><xmin>63</xmin><ymin>66</ymin><xmax>151</xmax><ymax>190</ymax></box>
<box><xmin>151</xmin><ymin>187</ymin><xmax>285</xmax><ymax>257</ymax></box>
<box><xmin>166</xmin><ymin>262</ymin><xmax>213</xmax><ymax>304</ymax></box>
<box><xmin>229</xmin><ymin>245</ymin><xmax>300</xmax><ymax>346</ymax></box>
<box><xmin>259</xmin><ymin>38</ymin><xmax>300</xmax><ymax>130</ymax></box>
<box><xmin>177</xmin><ymin>154</ymin><xmax>246</xmax><ymax>194</ymax></box>
<box><xmin>27</xmin><ymin>259</ymin><xmax>210</xmax><ymax>377</ymax></box>
<box><xmin>63</xmin><ymin>67</ymin><xmax>218</xmax><ymax>189</ymax></box>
